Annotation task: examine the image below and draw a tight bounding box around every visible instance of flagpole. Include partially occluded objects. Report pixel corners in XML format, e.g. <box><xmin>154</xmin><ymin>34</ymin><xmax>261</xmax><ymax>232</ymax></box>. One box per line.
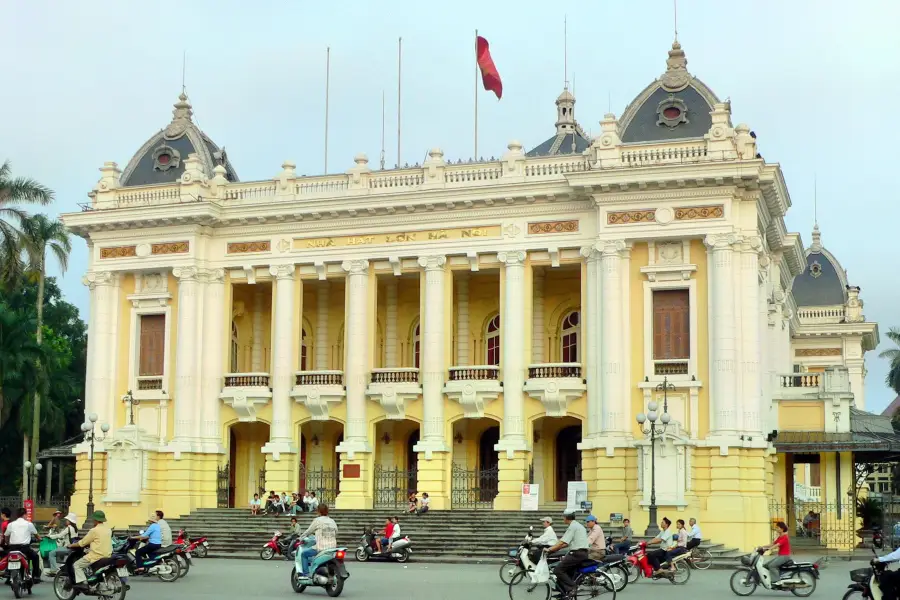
<box><xmin>474</xmin><ymin>29</ymin><xmax>478</xmax><ymax>159</ymax></box>
<box><xmin>397</xmin><ymin>37</ymin><xmax>402</xmax><ymax>168</ymax></box>
<box><xmin>324</xmin><ymin>46</ymin><xmax>330</xmax><ymax>174</ymax></box>
<box><xmin>380</xmin><ymin>90</ymin><xmax>386</xmax><ymax>170</ymax></box>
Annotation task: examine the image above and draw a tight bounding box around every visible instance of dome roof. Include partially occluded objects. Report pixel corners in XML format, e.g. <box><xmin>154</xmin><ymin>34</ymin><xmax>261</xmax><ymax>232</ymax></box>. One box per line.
<box><xmin>527</xmin><ymin>87</ymin><xmax>591</xmax><ymax>157</ymax></box>
<box><xmin>618</xmin><ymin>41</ymin><xmax>721</xmax><ymax>144</ymax></box>
<box><xmin>119</xmin><ymin>93</ymin><xmax>238</xmax><ymax>187</ymax></box>
<box><xmin>790</xmin><ymin>225</ymin><xmax>849</xmax><ymax>307</ymax></box>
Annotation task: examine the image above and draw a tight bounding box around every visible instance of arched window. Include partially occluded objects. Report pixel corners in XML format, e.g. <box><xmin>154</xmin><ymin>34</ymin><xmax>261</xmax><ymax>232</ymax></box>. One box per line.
<box><xmin>561</xmin><ymin>310</ymin><xmax>580</xmax><ymax>363</ymax></box>
<box><xmin>413</xmin><ymin>324</ymin><xmax>421</xmax><ymax>369</ymax></box>
<box><xmin>301</xmin><ymin>328</ymin><xmax>308</xmax><ymax>371</ymax></box>
<box><xmin>485</xmin><ymin>314</ymin><xmax>501</xmax><ymax>366</ymax></box>
<box><xmin>230</xmin><ymin>322</ymin><xmax>239</xmax><ymax>372</ymax></box>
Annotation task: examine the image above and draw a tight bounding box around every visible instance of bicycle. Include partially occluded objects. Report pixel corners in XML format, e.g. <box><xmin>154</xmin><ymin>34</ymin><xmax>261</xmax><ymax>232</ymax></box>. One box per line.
<box><xmin>508</xmin><ymin>561</ymin><xmax>617</xmax><ymax>600</ymax></box>
<box><xmin>687</xmin><ymin>545</ymin><xmax>712</xmax><ymax>570</ymax></box>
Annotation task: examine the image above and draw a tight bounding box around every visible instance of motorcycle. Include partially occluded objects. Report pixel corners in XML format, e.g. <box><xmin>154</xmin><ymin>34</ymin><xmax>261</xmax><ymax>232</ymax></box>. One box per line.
<box><xmin>354</xmin><ymin>528</ymin><xmax>412</xmax><ymax>563</ymax></box>
<box><xmin>0</xmin><ymin>550</ymin><xmax>33</xmax><ymax>598</ymax></box>
<box><xmin>508</xmin><ymin>553</ymin><xmax>618</xmax><ymax>600</ymax></box>
<box><xmin>845</xmin><ymin>563</ymin><xmax>885</xmax><ymax>600</ymax></box>
<box><xmin>290</xmin><ymin>537</ymin><xmax>349</xmax><ymax>597</ymax></box>
<box><xmin>729</xmin><ymin>547</ymin><xmax>819</xmax><ymax>596</ymax></box>
<box><xmin>260</xmin><ymin>531</ymin><xmax>298</xmax><ymax>561</ymax></box>
<box><xmin>873</xmin><ymin>527</ymin><xmax>885</xmax><ymax>550</ymax></box>
<box><xmin>113</xmin><ymin>538</ymin><xmax>181</xmax><ymax>582</ymax></box>
<box><xmin>175</xmin><ymin>530</ymin><xmax>209</xmax><ymax>559</ymax></box>
<box><xmin>52</xmin><ymin>546</ymin><xmax>129</xmax><ymax>600</ymax></box>
<box><xmin>627</xmin><ymin>541</ymin><xmax>691</xmax><ymax>585</ymax></box>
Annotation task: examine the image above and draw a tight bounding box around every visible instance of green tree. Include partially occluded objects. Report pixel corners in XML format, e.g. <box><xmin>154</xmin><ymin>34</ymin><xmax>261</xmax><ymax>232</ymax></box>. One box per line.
<box><xmin>880</xmin><ymin>327</ymin><xmax>900</xmax><ymax>395</ymax></box>
<box><xmin>0</xmin><ymin>303</ymin><xmax>42</xmax><ymax>431</ymax></box>
<box><xmin>0</xmin><ymin>161</ymin><xmax>54</xmax><ymax>283</ymax></box>
<box><xmin>19</xmin><ymin>214</ymin><xmax>71</xmax><ymax>497</ymax></box>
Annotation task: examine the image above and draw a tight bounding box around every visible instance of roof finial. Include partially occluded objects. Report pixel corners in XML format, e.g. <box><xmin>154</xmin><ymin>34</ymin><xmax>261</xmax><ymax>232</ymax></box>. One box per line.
<box><xmin>165</xmin><ymin>90</ymin><xmax>194</xmax><ymax>139</ymax></box>
<box><xmin>811</xmin><ymin>174</ymin><xmax>822</xmax><ymax>252</ymax></box>
<box><xmin>660</xmin><ymin>37</ymin><xmax>690</xmax><ymax>91</ymax></box>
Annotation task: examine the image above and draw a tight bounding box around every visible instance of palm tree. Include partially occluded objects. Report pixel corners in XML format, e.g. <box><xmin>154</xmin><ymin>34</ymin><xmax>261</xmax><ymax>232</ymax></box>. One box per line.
<box><xmin>880</xmin><ymin>327</ymin><xmax>900</xmax><ymax>396</ymax></box>
<box><xmin>20</xmin><ymin>214</ymin><xmax>71</xmax><ymax>497</ymax></box>
<box><xmin>0</xmin><ymin>303</ymin><xmax>42</xmax><ymax>431</ymax></box>
<box><xmin>0</xmin><ymin>161</ymin><xmax>54</xmax><ymax>284</ymax></box>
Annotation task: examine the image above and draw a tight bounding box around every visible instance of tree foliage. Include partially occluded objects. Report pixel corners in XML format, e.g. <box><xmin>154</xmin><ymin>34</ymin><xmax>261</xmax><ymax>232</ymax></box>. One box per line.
<box><xmin>880</xmin><ymin>327</ymin><xmax>900</xmax><ymax>396</ymax></box>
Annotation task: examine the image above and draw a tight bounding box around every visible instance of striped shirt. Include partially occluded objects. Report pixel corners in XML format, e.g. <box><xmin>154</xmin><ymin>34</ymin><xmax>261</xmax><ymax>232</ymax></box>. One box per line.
<box><xmin>302</xmin><ymin>516</ymin><xmax>337</xmax><ymax>550</ymax></box>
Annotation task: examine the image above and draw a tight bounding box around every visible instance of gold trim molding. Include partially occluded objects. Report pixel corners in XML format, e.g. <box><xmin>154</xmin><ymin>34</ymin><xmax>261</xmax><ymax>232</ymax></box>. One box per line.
<box><xmin>528</xmin><ymin>220</ymin><xmax>579</xmax><ymax>234</ymax></box>
<box><xmin>99</xmin><ymin>245</ymin><xmax>137</xmax><ymax>259</ymax></box>
<box><xmin>151</xmin><ymin>241</ymin><xmax>189</xmax><ymax>255</ymax></box>
<box><xmin>607</xmin><ymin>210</ymin><xmax>655</xmax><ymax>225</ymax></box>
<box><xmin>293</xmin><ymin>225</ymin><xmax>501</xmax><ymax>250</ymax></box>
<box><xmin>795</xmin><ymin>348</ymin><xmax>842</xmax><ymax>357</ymax></box>
<box><xmin>674</xmin><ymin>205</ymin><xmax>724</xmax><ymax>221</ymax></box>
<box><xmin>227</xmin><ymin>240</ymin><xmax>271</xmax><ymax>254</ymax></box>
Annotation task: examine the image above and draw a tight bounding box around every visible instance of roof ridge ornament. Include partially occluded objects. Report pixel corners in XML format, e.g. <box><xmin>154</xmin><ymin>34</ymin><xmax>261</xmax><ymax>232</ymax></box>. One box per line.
<box><xmin>660</xmin><ymin>40</ymin><xmax>691</xmax><ymax>92</ymax></box>
<box><xmin>164</xmin><ymin>92</ymin><xmax>194</xmax><ymax>139</ymax></box>
<box><xmin>810</xmin><ymin>223</ymin><xmax>823</xmax><ymax>253</ymax></box>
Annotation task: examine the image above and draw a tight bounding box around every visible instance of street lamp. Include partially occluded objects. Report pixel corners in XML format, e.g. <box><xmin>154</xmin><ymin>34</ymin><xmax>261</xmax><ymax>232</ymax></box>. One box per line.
<box><xmin>123</xmin><ymin>390</ymin><xmax>139</xmax><ymax>426</ymax></box>
<box><xmin>81</xmin><ymin>412</ymin><xmax>109</xmax><ymax>523</ymax></box>
<box><xmin>636</xmin><ymin>375</ymin><xmax>675</xmax><ymax>537</ymax></box>
<box><xmin>23</xmin><ymin>461</ymin><xmax>42</xmax><ymax>501</ymax></box>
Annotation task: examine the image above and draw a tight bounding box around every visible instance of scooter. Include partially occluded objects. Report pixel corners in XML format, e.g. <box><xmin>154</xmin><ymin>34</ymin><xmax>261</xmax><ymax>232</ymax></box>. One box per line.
<box><xmin>847</xmin><ymin>552</ymin><xmax>887</xmax><ymax>600</ymax></box>
<box><xmin>0</xmin><ymin>550</ymin><xmax>33</xmax><ymax>598</ymax></box>
<box><xmin>113</xmin><ymin>538</ymin><xmax>181</xmax><ymax>582</ymax></box>
<box><xmin>627</xmin><ymin>541</ymin><xmax>691</xmax><ymax>585</ymax></box>
<box><xmin>290</xmin><ymin>537</ymin><xmax>349</xmax><ymax>597</ymax></box>
<box><xmin>728</xmin><ymin>547</ymin><xmax>819</xmax><ymax>596</ymax></box>
<box><xmin>51</xmin><ymin>546</ymin><xmax>130</xmax><ymax>600</ymax></box>
<box><xmin>354</xmin><ymin>529</ymin><xmax>412</xmax><ymax>563</ymax></box>
<box><xmin>175</xmin><ymin>530</ymin><xmax>209</xmax><ymax>559</ymax></box>
<box><xmin>260</xmin><ymin>531</ymin><xmax>297</xmax><ymax>561</ymax></box>
<box><xmin>500</xmin><ymin>526</ymin><xmax>563</xmax><ymax>584</ymax></box>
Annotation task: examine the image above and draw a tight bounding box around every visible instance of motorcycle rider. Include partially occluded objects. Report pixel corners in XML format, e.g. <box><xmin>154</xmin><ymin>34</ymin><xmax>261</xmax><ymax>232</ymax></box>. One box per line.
<box><xmin>67</xmin><ymin>511</ymin><xmax>112</xmax><ymax>586</ymax></box>
<box><xmin>646</xmin><ymin>517</ymin><xmax>676</xmax><ymax>574</ymax></box>
<box><xmin>762</xmin><ymin>521</ymin><xmax>792</xmax><ymax>587</ymax></box>
<box><xmin>6</xmin><ymin>507</ymin><xmax>42</xmax><ymax>583</ymax></box>
<box><xmin>156</xmin><ymin>510</ymin><xmax>172</xmax><ymax>547</ymax></box>
<box><xmin>585</xmin><ymin>516</ymin><xmax>606</xmax><ymax>561</ymax></box>
<box><xmin>132</xmin><ymin>513</ymin><xmax>163</xmax><ymax>574</ymax></box>
<box><xmin>873</xmin><ymin>543</ymin><xmax>900</xmax><ymax>600</ymax></box>
<box><xmin>298</xmin><ymin>504</ymin><xmax>337</xmax><ymax>579</ymax></box>
<box><xmin>374</xmin><ymin>518</ymin><xmax>392</xmax><ymax>554</ymax></box>
<box><xmin>686</xmin><ymin>518</ymin><xmax>702</xmax><ymax>551</ymax></box>
<box><xmin>529</xmin><ymin>516</ymin><xmax>559</xmax><ymax>564</ymax></box>
<box><xmin>387</xmin><ymin>516</ymin><xmax>402</xmax><ymax>551</ymax></box>
<box><xmin>547</xmin><ymin>512</ymin><xmax>590</xmax><ymax>598</ymax></box>
<box><xmin>286</xmin><ymin>516</ymin><xmax>302</xmax><ymax>556</ymax></box>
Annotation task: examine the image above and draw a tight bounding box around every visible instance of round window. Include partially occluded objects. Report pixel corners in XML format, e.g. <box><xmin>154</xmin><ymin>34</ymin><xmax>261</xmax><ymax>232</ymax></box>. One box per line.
<box><xmin>663</xmin><ymin>106</ymin><xmax>682</xmax><ymax>119</ymax></box>
<box><xmin>157</xmin><ymin>153</ymin><xmax>170</xmax><ymax>165</ymax></box>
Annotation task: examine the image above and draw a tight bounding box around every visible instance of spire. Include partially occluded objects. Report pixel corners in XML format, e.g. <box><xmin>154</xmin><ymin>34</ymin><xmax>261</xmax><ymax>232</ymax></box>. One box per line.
<box><xmin>555</xmin><ymin>88</ymin><xmax>576</xmax><ymax>134</ymax></box>
<box><xmin>165</xmin><ymin>92</ymin><xmax>194</xmax><ymax>139</ymax></box>
<box><xmin>660</xmin><ymin>40</ymin><xmax>691</xmax><ymax>92</ymax></box>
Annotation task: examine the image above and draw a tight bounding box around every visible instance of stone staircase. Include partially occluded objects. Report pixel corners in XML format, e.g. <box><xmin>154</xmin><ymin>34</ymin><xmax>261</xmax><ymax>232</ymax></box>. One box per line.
<box><xmin>112</xmin><ymin>508</ymin><xmax>744</xmax><ymax>563</ymax></box>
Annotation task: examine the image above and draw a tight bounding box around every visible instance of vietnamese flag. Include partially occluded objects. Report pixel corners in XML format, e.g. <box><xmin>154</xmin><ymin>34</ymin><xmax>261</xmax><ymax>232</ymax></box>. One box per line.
<box><xmin>476</xmin><ymin>35</ymin><xmax>503</xmax><ymax>100</ymax></box>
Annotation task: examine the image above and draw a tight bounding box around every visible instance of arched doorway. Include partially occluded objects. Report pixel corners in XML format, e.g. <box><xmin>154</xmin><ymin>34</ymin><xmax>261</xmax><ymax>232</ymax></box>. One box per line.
<box><xmin>479</xmin><ymin>426</ymin><xmax>500</xmax><ymax>471</ymax></box>
<box><xmin>556</xmin><ymin>426</ymin><xmax>582</xmax><ymax>501</ymax></box>
<box><xmin>228</xmin><ymin>422</ymin><xmax>270</xmax><ymax>508</ymax></box>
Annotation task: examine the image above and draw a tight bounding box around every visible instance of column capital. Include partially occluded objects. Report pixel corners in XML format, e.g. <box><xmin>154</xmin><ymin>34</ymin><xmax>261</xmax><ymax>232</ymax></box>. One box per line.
<box><xmin>497</xmin><ymin>250</ymin><xmax>526</xmax><ymax>266</ymax></box>
<box><xmin>268</xmin><ymin>264</ymin><xmax>296</xmax><ymax>280</ymax></box>
<box><xmin>703</xmin><ymin>232</ymin><xmax>742</xmax><ymax>251</ymax></box>
<box><xmin>599</xmin><ymin>240</ymin><xmax>627</xmax><ymax>257</ymax></box>
<box><xmin>198</xmin><ymin>267</ymin><xmax>226</xmax><ymax>284</ymax></box>
<box><xmin>341</xmin><ymin>259</ymin><xmax>369</xmax><ymax>275</ymax></box>
<box><xmin>579</xmin><ymin>246</ymin><xmax>602</xmax><ymax>262</ymax></box>
<box><xmin>82</xmin><ymin>271</ymin><xmax>119</xmax><ymax>289</ymax></box>
<box><xmin>417</xmin><ymin>255</ymin><xmax>447</xmax><ymax>271</ymax></box>
<box><xmin>738</xmin><ymin>234</ymin><xmax>763</xmax><ymax>253</ymax></box>
<box><xmin>172</xmin><ymin>266</ymin><xmax>200</xmax><ymax>281</ymax></box>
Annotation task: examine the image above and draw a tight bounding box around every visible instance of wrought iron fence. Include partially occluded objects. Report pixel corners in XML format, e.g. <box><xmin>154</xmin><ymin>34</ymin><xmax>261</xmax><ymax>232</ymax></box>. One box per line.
<box><xmin>217</xmin><ymin>463</ymin><xmax>230</xmax><ymax>508</ymax></box>
<box><xmin>300</xmin><ymin>464</ymin><xmax>338</xmax><ymax>507</ymax></box>
<box><xmin>768</xmin><ymin>500</ymin><xmax>858</xmax><ymax>552</ymax></box>
<box><xmin>258</xmin><ymin>469</ymin><xmax>267</xmax><ymax>498</ymax></box>
<box><xmin>450</xmin><ymin>463</ymin><xmax>499</xmax><ymax>509</ymax></box>
<box><xmin>373</xmin><ymin>465</ymin><xmax>418</xmax><ymax>509</ymax></box>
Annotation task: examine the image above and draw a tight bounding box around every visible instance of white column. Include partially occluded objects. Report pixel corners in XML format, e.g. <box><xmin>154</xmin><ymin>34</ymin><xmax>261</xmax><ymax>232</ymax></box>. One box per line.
<box><xmin>600</xmin><ymin>241</ymin><xmax>627</xmax><ymax>434</ymax></box>
<box><xmin>740</xmin><ymin>237</ymin><xmax>763</xmax><ymax>435</ymax></box>
<box><xmin>415</xmin><ymin>256</ymin><xmax>449</xmax><ymax>453</ymax></box>
<box><xmin>496</xmin><ymin>251</ymin><xmax>527</xmax><ymax>451</ymax></box>
<box><xmin>579</xmin><ymin>247</ymin><xmax>601</xmax><ymax>440</ymax></box>
<box><xmin>456</xmin><ymin>274</ymin><xmax>469</xmax><ymax>366</ymax></box>
<box><xmin>705</xmin><ymin>234</ymin><xmax>739</xmax><ymax>433</ymax></box>
<box><xmin>532</xmin><ymin>268</ymin><xmax>545</xmax><ymax>363</ymax></box>
<box><xmin>316</xmin><ymin>282</ymin><xmax>329</xmax><ymax>370</ymax></box>
<box><xmin>620</xmin><ymin>243</ymin><xmax>633</xmax><ymax>412</ymax></box>
<box><xmin>82</xmin><ymin>271</ymin><xmax>121</xmax><ymax>429</ymax></box>
<box><xmin>199</xmin><ymin>268</ymin><xmax>226</xmax><ymax>450</ymax></box>
<box><xmin>44</xmin><ymin>460</ymin><xmax>52</xmax><ymax>503</ymax></box>
<box><xmin>847</xmin><ymin>359</ymin><xmax>866</xmax><ymax>410</ymax></box>
<box><xmin>266</xmin><ymin>265</ymin><xmax>296</xmax><ymax>450</ymax></box>
<box><xmin>172</xmin><ymin>266</ymin><xmax>201</xmax><ymax>445</ymax></box>
<box><xmin>385</xmin><ymin>278</ymin><xmax>398</xmax><ymax>367</ymax></box>
<box><xmin>338</xmin><ymin>260</ymin><xmax>371</xmax><ymax>454</ymax></box>
<box><xmin>251</xmin><ymin>289</ymin><xmax>264</xmax><ymax>372</ymax></box>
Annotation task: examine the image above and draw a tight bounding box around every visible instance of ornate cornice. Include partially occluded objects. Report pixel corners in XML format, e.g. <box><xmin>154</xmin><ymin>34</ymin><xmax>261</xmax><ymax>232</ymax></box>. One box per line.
<box><xmin>417</xmin><ymin>255</ymin><xmax>447</xmax><ymax>271</ymax></box>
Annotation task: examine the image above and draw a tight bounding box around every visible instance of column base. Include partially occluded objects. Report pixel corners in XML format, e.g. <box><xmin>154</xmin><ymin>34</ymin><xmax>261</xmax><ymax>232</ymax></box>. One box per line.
<box><xmin>261</xmin><ymin>440</ymin><xmax>298</xmax><ymax>461</ymax></box>
<box><xmin>415</xmin><ymin>450</ymin><xmax>450</xmax><ymax>510</ymax></box>
<box><xmin>413</xmin><ymin>439</ymin><xmax>450</xmax><ymax>459</ymax></box>
<box><xmin>335</xmin><ymin>439</ymin><xmax>371</xmax><ymax>460</ymax></box>
<box><xmin>494</xmin><ymin>449</ymin><xmax>528</xmax><ymax>510</ymax></box>
<box><xmin>335</xmin><ymin>454</ymin><xmax>372</xmax><ymax>510</ymax></box>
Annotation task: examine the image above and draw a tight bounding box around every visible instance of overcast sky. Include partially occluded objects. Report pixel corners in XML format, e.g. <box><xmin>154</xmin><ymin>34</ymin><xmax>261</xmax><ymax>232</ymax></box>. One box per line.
<box><xmin>2</xmin><ymin>0</ymin><xmax>898</xmax><ymax>412</ymax></box>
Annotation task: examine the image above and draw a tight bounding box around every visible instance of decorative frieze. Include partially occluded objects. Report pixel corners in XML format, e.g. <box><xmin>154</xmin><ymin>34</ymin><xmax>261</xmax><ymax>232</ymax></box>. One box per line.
<box><xmin>674</xmin><ymin>205</ymin><xmax>724</xmax><ymax>221</ymax></box>
<box><xmin>151</xmin><ymin>241</ymin><xmax>189</xmax><ymax>255</ymax></box>
<box><xmin>607</xmin><ymin>210</ymin><xmax>655</xmax><ymax>225</ymax></box>
<box><xmin>100</xmin><ymin>245</ymin><xmax>137</xmax><ymax>259</ymax></box>
<box><xmin>527</xmin><ymin>220</ymin><xmax>579</xmax><ymax>234</ymax></box>
<box><xmin>227</xmin><ymin>240</ymin><xmax>271</xmax><ymax>254</ymax></box>
<box><xmin>295</xmin><ymin>225</ymin><xmax>500</xmax><ymax>250</ymax></box>
<box><xmin>795</xmin><ymin>348</ymin><xmax>842</xmax><ymax>357</ymax></box>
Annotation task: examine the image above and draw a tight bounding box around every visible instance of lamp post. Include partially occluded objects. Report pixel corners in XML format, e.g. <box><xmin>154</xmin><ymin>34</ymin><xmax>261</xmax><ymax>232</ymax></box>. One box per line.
<box><xmin>123</xmin><ymin>390</ymin><xmax>138</xmax><ymax>426</ymax></box>
<box><xmin>81</xmin><ymin>412</ymin><xmax>109</xmax><ymax>523</ymax></box>
<box><xmin>636</xmin><ymin>376</ymin><xmax>674</xmax><ymax>537</ymax></box>
<box><xmin>23</xmin><ymin>460</ymin><xmax>42</xmax><ymax>501</ymax></box>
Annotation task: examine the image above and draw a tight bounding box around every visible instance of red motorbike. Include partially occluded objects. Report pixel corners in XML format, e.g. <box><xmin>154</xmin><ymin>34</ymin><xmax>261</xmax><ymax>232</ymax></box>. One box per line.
<box><xmin>0</xmin><ymin>550</ymin><xmax>34</xmax><ymax>598</ymax></box>
<box><xmin>626</xmin><ymin>541</ymin><xmax>691</xmax><ymax>585</ymax></box>
<box><xmin>176</xmin><ymin>529</ymin><xmax>209</xmax><ymax>558</ymax></box>
<box><xmin>260</xmin><ymin>531</ymin><xmax>298</xmax><ymax>561</ymax></box>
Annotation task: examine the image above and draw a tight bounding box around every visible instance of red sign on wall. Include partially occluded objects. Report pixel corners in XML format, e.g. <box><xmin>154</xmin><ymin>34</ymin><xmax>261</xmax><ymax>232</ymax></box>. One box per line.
<box><xmin>24</xmin><ymin>499</ymin><xmax>34</xmax><ymax>523</ymax></box>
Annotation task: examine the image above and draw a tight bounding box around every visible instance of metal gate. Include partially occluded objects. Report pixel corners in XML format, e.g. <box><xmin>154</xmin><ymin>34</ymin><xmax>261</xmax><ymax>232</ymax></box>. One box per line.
<box><xmin>299</xmin><ymin>463</ymin><xmax>339</xmax><ymax>507</ymax></box>
<box><xmin>451</xmin><ymin>463</ymin><xmax>499</xmax><ymax>509</ymax></box>
<box><xmin>217</xmin><ymin>463</ymin><xmax>230</xmax><ymax>508</ymax></box>
<box><xmin>768</xmin><ymin>500</ymin><xmax>857</xmax><ymax>551</ymax></box>
<box><xmin>374</xmin><ymin>465</ymin><xmax>418</xmax><ymax>509</ymax></box>
<box><xmin>258</xmin><ymin>468</ymin><xmax>267</xmax><ymax>497</ymax></box>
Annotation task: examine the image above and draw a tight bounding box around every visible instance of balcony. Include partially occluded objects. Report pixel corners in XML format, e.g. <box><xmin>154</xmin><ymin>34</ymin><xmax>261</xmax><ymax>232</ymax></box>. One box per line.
<box><xmin>653</xmin><ymin>360</ymin><xmax>689</xmax><ymax>376</ymax></box>
<box><xmin>524</xmin><ymin>363</ymin><xmax>586</xmax><ymax>417</ymax></box>
<box><xmin>292</xmin><ymin>370</ymin><xmax>345</xmax><ymax>420</ymax></box>
<box><xmin>366</xmin><ymin>368</ymin><xmax>421</xmax><ymax>421</ymax></box>
<box><xmin>136</xmin><ymin>375</ymin><xmax>164</xmax><ymax>391</ymax></box>
<box><xmin>219</xmin><ymin>372</ymin><xmax>272</xmax><ymax>422</ymax></box>
<box><xmin>443</xmin><ymin>366</ymin><xmax>502</xmax><ymax>419</ymax></box>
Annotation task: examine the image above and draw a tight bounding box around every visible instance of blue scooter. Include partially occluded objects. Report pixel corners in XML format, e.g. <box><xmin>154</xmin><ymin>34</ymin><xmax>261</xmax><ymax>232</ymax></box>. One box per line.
<box><xmin>290</xmin><ymin>536</ymin><xmax>349</xmax><ymax>596</ymax></box>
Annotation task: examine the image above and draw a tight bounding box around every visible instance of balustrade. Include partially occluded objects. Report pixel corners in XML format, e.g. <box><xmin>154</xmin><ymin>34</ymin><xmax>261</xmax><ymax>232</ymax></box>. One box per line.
<box><xmin>223</xmin><ymin>373</ymin><xmax>270</xmax><ymax>387</ymax></box>
<box><xmin>136</xmin><ymin>376</ymin><xmax>163</xmax><ymax>391</ymax></box>
<box><xmin>527</xmin><ymin>363</ymin><xmax>582</xmax><ymax>379</ymax></box>
<box><xmin>654</xmin><ymin>360</ymin><xmax>689</xmax><ymax>376</ymax></box>
<box><xmin>295</xmin><ymin>370</ymin><xmax>344</xmax><ymax>386</ymax></box>
<box><xmin>448</xmin><ymin>366</ymin><xmax>500</xmax><ymax>381</ymax></box>
<box><xmin>370</xmin><ymin>368</ymin><xmax>419</xmax><ymax>384</ymax></box>
<box><xmin>779</xmin><ymin>373</ymin><xmax>822</xmax><ymax>388</ymax></box>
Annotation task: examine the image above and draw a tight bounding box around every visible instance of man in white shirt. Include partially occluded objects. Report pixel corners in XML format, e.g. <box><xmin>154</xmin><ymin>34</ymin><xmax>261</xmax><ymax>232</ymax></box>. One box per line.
<box><xmin>646</xmin><ymin>517</ymin><xmax>676</xmax><ymax>573</ymax></box>
<box><xmin>533</xmin><ymin>517</ymin><xmax>558</xmax><ymax>546</ymax></box>
<box><xmin>687</xmin><ymin>518</ymin><xmax>702</xmax><ymax>551</ymax></box>
<box><xmin>156</xmin><ymin>510</ymin><xmax>173</xmax><ymax>546</ymax></box>
<box><xmin>7</xmin><ymin>508</ymin><xmax>42</xmax><ymax>582</ymax></box>
<box><xmin>308</xmin><ymin>492</ymin><xmax>320</xmax><ymax>512</ymax></box>
<box><xmin>387</xmin><ymin>516</ymin><xmax>402</xmax><ymax>550</ymax></box>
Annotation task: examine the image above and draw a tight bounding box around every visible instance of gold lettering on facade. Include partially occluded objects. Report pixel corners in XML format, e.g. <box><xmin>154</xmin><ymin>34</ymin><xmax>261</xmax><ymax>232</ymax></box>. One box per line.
<box><xmin>307</xmin><ymin>239</ymin><xmax>335</xmax><ymax>248</ymax></box>
<box><xmin>428</xmin><ymin>230</ymin><xmax>448</xmax><ymax>240</ymax></box>
<box><xmin>347</xmin><ymin>236</ymin><xmax>375</xmax><ymax>246</ymax></box>
<box><xmin>461</xmin><ymin>228</ymin><xmax>488</xmax><ymax>238</ymax></box>
<box><xmin>294</xmin><ymin>225</ymin><xmax>501</xmax><ymax>250</ymax></box>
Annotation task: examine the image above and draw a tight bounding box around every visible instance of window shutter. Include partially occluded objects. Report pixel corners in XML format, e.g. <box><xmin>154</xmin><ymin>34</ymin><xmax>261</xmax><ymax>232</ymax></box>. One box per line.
<box><xmin>652</xmin><ymin>290</ymin><xmax>690</xmax><ymax>360</ymax></box>
<box><xmin>139</xmin><ymin>314</ymin><xmax>166</xmax><ymax>376</ymax></box>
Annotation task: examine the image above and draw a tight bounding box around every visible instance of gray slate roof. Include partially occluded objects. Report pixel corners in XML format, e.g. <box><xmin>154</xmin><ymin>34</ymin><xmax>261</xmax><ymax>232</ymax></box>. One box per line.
<box><xmin>526</xmin><ymin>131</ymin><xmax>592</xmax><ymax>157</ymax></box>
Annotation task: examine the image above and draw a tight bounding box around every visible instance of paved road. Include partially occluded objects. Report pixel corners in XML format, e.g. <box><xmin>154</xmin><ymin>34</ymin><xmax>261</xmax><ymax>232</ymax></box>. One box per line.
<box><xmin>35</xmin><ymin>558</ymin><xmax>867</xmax><ymax>599</ymax></box>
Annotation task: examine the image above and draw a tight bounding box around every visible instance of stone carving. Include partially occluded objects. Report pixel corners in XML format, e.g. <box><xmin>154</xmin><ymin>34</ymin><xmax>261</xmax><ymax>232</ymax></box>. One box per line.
<box><xmin>138</xmin><ymin>272</ymin><xmax>167</xmax><ymax>294</ymax></box>
<box><xmin>151</xmin><ymin>145</ymin><xmax>181</xmax><ymax>172</ymax></box>
<box><xmin>503</xmin><ymin>224</ymin><xmax>522</xmax><ymax>239</ymax></box>
<box><xmin>172</xmin><ymin>266</ymin><xmax>199</xmax><ymax>281</ymax></box>
<box><xmin>295</xmin><ymin>386</ymin><xmax>344</xmax><ymax>421</ymax></box>
<box><xmin>82</xmin><ymin>271</ymin><xmax>118</xmax><ymax>289</ymax></box>
<box><xmin>497</xmin><ymin>250</ymin><xmax>526</xmax><ymax>266</ymax></box>
<box><xmin>220</xmin><ymin>389</ymin><xmax>270</xmax><ymax>423</ymax></box>
<box><xmin>100</xmin><ymin>245</ymin><xmax>137</xmax><ymax>259</ymax></box>
<box><xmin>227</xmin><ymin>241</ymin><xmax>271</xmax><ymax>254</ymax></box>
<box><xmin>151</xmin><ymin>241</ymin><xmax>189</xmax><ymax>255</ymax></box>
<box><xmin>657</xmin><ymin>241</ymin><xmax>683</xmax><ymax>265</ymax></box>
<box><xmin>527</xmin><ymin>220</ymin><xmax>579</xmax><ymax>234</ymax></box>
<box><xmin>674</xmin><ymin>205</ymin><xmax>724</xmax><ymax>221</ymax></box>
<box><xmin>136</xmin><ymin>243</ymin><xmax>151</xmax><ymax>258</ymax></box>
<box><xmin>276</xmin><ymin>238</ymin><xmax>291</xmax><ymax>253</ymax></box>
<box><xmin>656</xmin><ymin>95</ymin><xmax>689</xmax><ymax>129</ymax></box>
<box><xmin>341</xmin><ymin>259</ymin><xmax>369</xmax><ymax>275</ymax></box>
<box><xmin>164</xmin><ymin>93</ymin><xmax>193</xmax><ymax>139</ymax></box>
<box><xmin>417</xmin><ymin>255</ymin><xmax>446</xmax><ymax>271</ymax></box>
<box><xmin>660</xmin><ymin>40</ymin><xmax>691</xmax><ymax>92</ymax></box>
<box><xmin>268</xmin><ymin>264</ymin><xmax>296</xmax><ymax>280</ymax></box>
<box><xmin>795</xmin><ymin>348</ymin><xmax>842</xmax><ymax>357</ymax></box>
<box><xmin>199</xmin><ymin>268</ymin><xmax>226</xmax><ymax>284</ymax></box>
<box><xmin>607</xmin><ymin>210</ymin><xmax>655</xmax><ymax>225</ymax></box>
